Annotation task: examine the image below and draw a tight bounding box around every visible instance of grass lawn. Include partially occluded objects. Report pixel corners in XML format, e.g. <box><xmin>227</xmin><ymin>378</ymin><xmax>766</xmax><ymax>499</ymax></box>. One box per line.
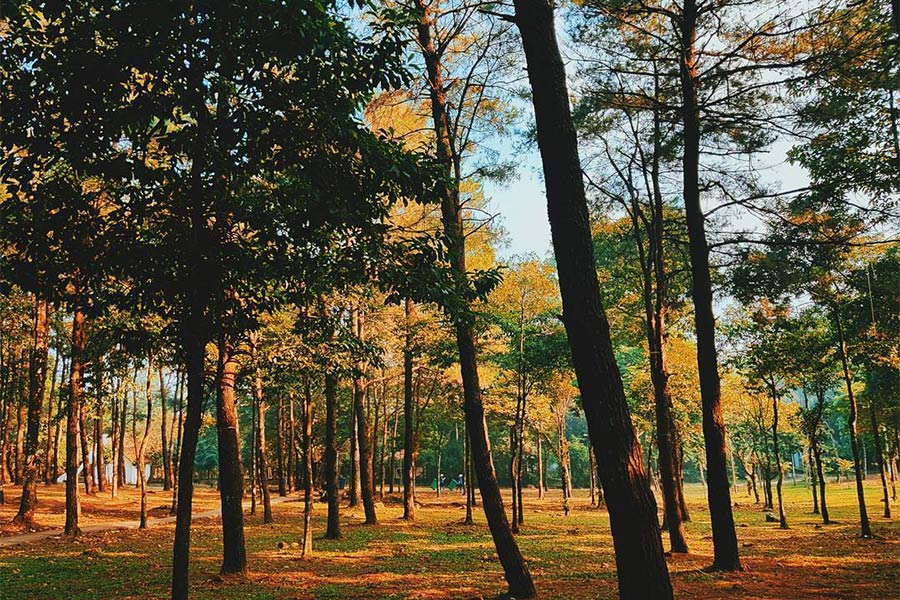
<box><xmin>1</xmin><ymin>479</ymin><xmax>897</xmax><ymax>599</ymax></box>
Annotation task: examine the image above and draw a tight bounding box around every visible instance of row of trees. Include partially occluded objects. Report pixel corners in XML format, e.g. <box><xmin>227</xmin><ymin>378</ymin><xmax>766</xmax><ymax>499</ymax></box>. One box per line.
<box><xmin>1</xmin><ymin>1</ymin><xmax>896</xmax><ymax>599</ymax></box>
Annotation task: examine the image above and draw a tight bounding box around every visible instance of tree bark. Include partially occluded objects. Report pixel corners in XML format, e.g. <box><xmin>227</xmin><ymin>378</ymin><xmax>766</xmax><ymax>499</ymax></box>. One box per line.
<box><xmin>160</xmin><ymin>366</ymin><xmax>173</xmax><ymax>491</ymax></box>
<box><xmin>14</xmin><ymin>298</ymin><xmax>50</xmax><ymax>528</ymax></box>
<box><xmin>324</xmin><ymin>368</ymin><xmax>341</xmax><ymax>539</ymax></box>
<box><xmin>136</xmin><ymin>356</ymin><xmax>154</xmax><ymax>529</ymax></box>
<box><xmin>254</xmin><ymin>359</ymin><xmax>273</xmax><ymax>523</ymax></box>
<box><xmin>64</xmin><ymin>308</ymin><xmax>87</xmax><ymax>536</ymax></box>
<box><xmin>834</xmin><ymin>305</ymin><xmax>872</xmax><ymax>537</ymax></box>
<box><xmin>537</xmin><ymin>432</ymin><xmax>544</xmax><ymax>501</ymax></box>
<box><xmin>770</xmin><ymin>386</ymin><xmax>788</xmax><ymax>528</ymax></box>
<box><xmin>43</xmin><ymin>348</ymin><xmax>59</xmax><ymax>485</ymax></box>
<box><xmin>678</xmin><ymin>0</ymin><xmax>741</xmax><ymax>571</ymax></box>
<box><xmin>276</xmin><ymin>394</ymin><xmax>287</xmax><ymax>497</ymax></box>
<box><xmin>79</xmin><ymin>399</ymin><xmax>94</xmax><ymax>494</ymax></box>
<box><xmin>94</xmin><ymin>392</ymin><xmax>105</xmax><ymax>493</ymax></box>
<box><xmin>513</xmin><ymin>1</ymin><xmax>673</xmax><ymax>596</ymax></box>
<box><xmin>402</xmin><ymin>298</ymin><xmax>417</xmax><ymax>521</ymax></box>
<box><xmin>171</xmin><ymin>329</ymin><xmax>208</xmax><ymax>600</ymax></box>
<box><xmin>416</xmin><ymin>3</ymin><xmax>536</xmax><ymax>596</ymax></box>
<box><xmin>215</xmin><ymin>336</ymin><xmax>247</xmax><ymax>574</ymax></box>
<box><xmin>868</xmin><ymin>400</ymin><xmax>891</xmax><ymax>518</ymax></box>
<box><xmin>349</xmin><ymin>394</ymin><xmax>360</xmax><ymax>507</ymax></box>
<box><xmin>352</xmin><ymin>307</ymin><xmax>377</xmax><ymax>525</ymax></box>
<box><xmin>301</xmin><ymin>382</ymin><xmax>314</xmax><ymax>556</ymax></box>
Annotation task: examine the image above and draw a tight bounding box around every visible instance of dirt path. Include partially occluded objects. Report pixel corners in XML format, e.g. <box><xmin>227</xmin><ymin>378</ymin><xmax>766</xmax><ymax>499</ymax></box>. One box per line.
<box><xmin>0</xmin><ymin>495</ymin><xmax>294</xmax><ymax>549</ymax></box>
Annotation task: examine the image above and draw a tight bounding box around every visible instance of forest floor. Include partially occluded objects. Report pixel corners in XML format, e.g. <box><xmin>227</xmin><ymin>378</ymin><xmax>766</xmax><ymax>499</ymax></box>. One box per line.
<box><xmin>0</xmin><ymin>483</ymin><xmax>222</xmax><ymax>538</ymax></box>
<box><xmin>0</xmin><ymin>479</ymin><xmax>897</xmax><ymax>599</ymax></box>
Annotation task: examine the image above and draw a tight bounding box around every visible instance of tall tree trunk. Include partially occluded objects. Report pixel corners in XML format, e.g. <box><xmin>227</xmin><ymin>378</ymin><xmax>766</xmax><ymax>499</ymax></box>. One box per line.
<box><xmin>64</xmin><ymin>308</ymin><xmax>87</xmax><ymax>536</ymax></box>
<box><xmin>171</xmin><ymin>330</ymin><xmax>208</xmax><ymax>600</ymax></box>
<box><xmin>513</xmin><ymin>2</ymin><xmax>673</xmax><ymax>596</ymax></box>
<box><xmin>50</xmin><ymin>358</ymin><xmax>67</xmax><ymax>485</ymax></box>
<box><xmin>160</xmin><ymin>366</ymin><xmax>172</xmax><ymax>491</ymax></box>
<box><xmin>770</xmin><ymin>386</ymin><xmax>788</xmax><ymax>528</ymax></box>
<box><xmin>536</xmin><ymin>433</ymin><xmax>544</xmax><ymax>501</ymax></box>
<box><xmin>94</xmin><ymin>393</ymin><xmax>105</xmax><ymax>493</ymax></box>
<box><xmin>509</xmin><ymin>426</ymin><xmax>519</xmax><ymax>532</ymax></box>
<box><xmin>379</xmin><ymin>393</ymin><xmax>387</xmax><ymax>500</ymax></box>
<box><xmin>868</xmin><ymin>401</ymin><xmax>891</xmax><ymax>518</ymax></box>
<box><xmin>110</xmin><ymin>376</ymin><xmax>120</xmax><ymax>499</ymax></box>
<box><xmin>253</xmin><ymin>356</ymin><xmax>273</xmax><ymax>524</ymax></box>
<box><xmin>79</xmin><ymin>400</ymin><xmax>94</xmax><ymax>494</ymax></box>
<box><xmin>136</xmin><ymin>356</ymin><xmax>154</xmax><ymax>528</ymax></box>
<box><xmin>43</xmin><ymin>348</ymin><xmax>59</xmax><ymax>485</ymax></box>
<box><xmin>352</xmin><ymin>307</ymin><xmax>377</xmax><ymax>525</ymax></box>
<box><xmin>118</xmin><ymin>372</ymin><xmax>130</xmax><ymax>488</ymax></box>
<box><xmin>301</xmin><ymin>382</ymin><xmax>314</xmax><ymax>556</ymax></box>
<box><xmin>813</xmin><ymin>438</ymin><xmax>831</xmax><ymax>524</ymax></box>
<box><xmin>324</xmin><ymin>369</ymin><xmax>341</xmax><ymax>539</ymax></box>
<box><xmin>170</xmin><ymin>371</ymin><xmax>185</xmax><ymax>515</ymax></box>
<box><xmin>14</xmin><ymin>298</ymin><xmax>50</xmax><ymax>528</ymax></box>
<box><xmin>276</xmin><ymin>395</ymin><xmax>287</xmax><ymax>497</ymax></box>
<box><xmin>15</xmin><ymin>393</ymin><xmax>26</xmax><ymax>485</ymax></box>
<box><xmin>215</xmin><ymin>336</ymin><xmax>247</xmax><ymax>574</ymax></box>
<box><xmin>349</xmin><ymin>396</ymin><xmax>360</xmax><ymax>507</ymax></box>
<box><xmin>464</xmin><ymin>417</ymin><xmax>474</xmax><ymax>524</ymax></box>
<box><xmin>678</xmin><ymin>0</ymin><xmax>741</xmax><ymax>571</ymax></box>
<box><xmin>416</xmin><ymin>4</ymin><xmax>535</xmax><ymax>596</ymax></box>
<box><xmin>834</xmin><ymin>305</ymin><xmax>872</xmax><ymax>537</ymax></box>
<box><xmin>402</xmin><ymin>298</ymin><xmax>417</xmax><ymax>521</ymax></box>
<box><xmin>808</xmin><ymin>445</ymin><xmax>819</xmax><ymax>514</ymax></box>
<box><xmin>557</xmin><ymin>414</ymin><xmax>572</xmax><ymax>511</ymax></box>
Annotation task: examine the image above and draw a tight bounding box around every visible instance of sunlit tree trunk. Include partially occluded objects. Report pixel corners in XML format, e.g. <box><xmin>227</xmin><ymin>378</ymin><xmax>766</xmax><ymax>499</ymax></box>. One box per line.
<box><xmin>678</xmin><ymin>0</ymin><xmax>741</xmax><ymax>570</ymax></box>
<box><xmin>416</xmin><ymin>4</ymin><xmax>535</xmax><ymax>595</ymax></box>
<box><xmin>513</xmin><ymin>1</ymin><xmax>672</xmax><ymax>595</ymax></box>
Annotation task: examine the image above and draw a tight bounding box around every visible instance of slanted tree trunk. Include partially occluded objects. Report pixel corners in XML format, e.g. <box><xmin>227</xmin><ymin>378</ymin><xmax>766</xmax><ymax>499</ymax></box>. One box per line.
<box><xmin>64</xmin><ymin>308</ymin><xmax>87</xmax><ymax>537</ymax></box>
<box><xmin>513</xmin><ymin>1</ymin><xmax>673</xmax><ymax>596</ymax></box>
<box><xmin>14</xmin><ymin>298</ymin><xmax>50</xmax><ymax>528</ymax></box>
<box><xmin>677</xmin><ymin>0</ymin><xmax>741</xmax><ymax>571</ymax></box>
<box><xmin>834</xmin><ymin>305</ymin><xmax>871</xmax><ymax>537</ymax></box>
<box><xmin>215</xmin><ymin>336</ymin><xmax>247</xmax><ymax>574</ymax></box>
<box><xmin>324</xmin><ymin>368</ymin><xmax>341</xmax><ymax>539</ymax></box>
<box><xmin>415</xmin><ymin>4</ymin><xmax>535</xmax><ymax>595</ymax></box>
<box><xmin>301</xmin><ymin>382</ymin><xmax>314</xmax><ymax>556</ymax></box>
<box><xmin>349</xmin><ymin>396</ymin><xmax>361</xmax><ymax>507</ymax></box>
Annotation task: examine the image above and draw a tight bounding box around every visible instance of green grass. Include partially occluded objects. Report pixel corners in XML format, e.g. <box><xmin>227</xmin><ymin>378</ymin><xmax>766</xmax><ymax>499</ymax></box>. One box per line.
<box><xmin>1</xmin><ymin>480</ymin><xmax>897</xmax><ymax>599</ymax></box>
